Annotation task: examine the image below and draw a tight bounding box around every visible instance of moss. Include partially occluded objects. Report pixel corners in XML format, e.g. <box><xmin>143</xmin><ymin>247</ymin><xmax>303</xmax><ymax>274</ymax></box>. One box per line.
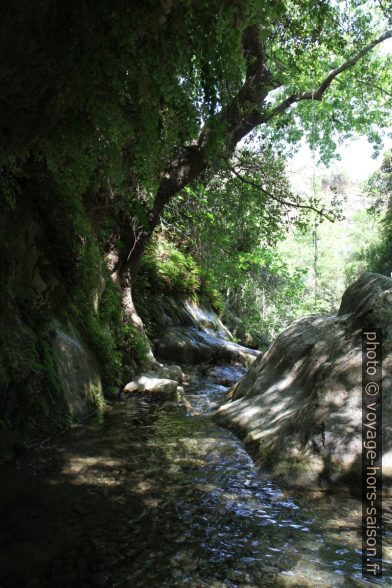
<box><xmin>35</xmin><ymin>168</ymin><xmax>148</xmax><ymax>391</ymax></box>
<box><xmin>83</xmin><ymin>312</ymin><xmax>122</xmax><ymax>394</ymax></box>
<box><xmin>156</xmin><ymin>241</ymin><xmax>202</xmax><ymax>294</ymax></box>
<box><xmin>137</xmin><ymin>240</ymin><xmax>201</xmax><ymax>296</ymax></box>
<box><xmin>0</xmin><ymin>156</ymin><xmax>147</xmax><ymax>454</ymax></box>
<box><xmin>41</xmin><ymin>192</ymin><xmax>124</xmax><ymax>394</ymax></box>
<box><xmin>198</xmin><ymin>270</ymin><xmax>224</xmax><ymax>314</ymax></box>
<box><xmin>0</xmin><ymin>315</ymin><xmax>72</xmax><ymax>454</ymax></box>
<box><xmin>99</xmin><ymin>277</ymin><xmax>123</xmax><ymax>328</ymax></box>
<box><xmin>134</xmin><ymin>237</ymin><xmax>224</xmax><ymax>336</ymax></box>
<box><xmin>120</xmin><ymin>323</ymin><xmax>150</xmax><ymax>364</ymax></box>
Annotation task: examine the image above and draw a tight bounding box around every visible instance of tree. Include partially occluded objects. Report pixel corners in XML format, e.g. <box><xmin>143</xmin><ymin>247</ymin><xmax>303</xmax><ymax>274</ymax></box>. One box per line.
<box><xmin>116</xmin><ymin>1</ymin><xmax>391</xmax><ymax>313</ymax></box>
<box><xmin>351</xmin><ymin>149</ymin><xmax>392</xmax><ymax>275</ymax></box>
<box><xmin>161</xmin><ymin>149</ymin><xmax>305</xmax><ymax>335</ymax></box>
<box><xmin>1</xmin><ymin>1</ymin><xmax>391</xmax><ymax>327</ymax></box>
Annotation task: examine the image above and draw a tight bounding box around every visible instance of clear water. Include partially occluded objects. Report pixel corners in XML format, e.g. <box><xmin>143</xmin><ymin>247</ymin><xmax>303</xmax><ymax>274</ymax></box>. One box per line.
<box><xmin>0</xmin><ymin>368</ymin><xmax>391</xmax><ymax>587</ymax></box>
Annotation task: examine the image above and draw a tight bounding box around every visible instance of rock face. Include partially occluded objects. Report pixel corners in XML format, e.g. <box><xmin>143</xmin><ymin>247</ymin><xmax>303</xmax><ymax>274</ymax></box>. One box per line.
<box><xmin>216</xmin><ymin>273</ymin><xmax>392</xmax><ymax>491</ymax></box>
<box><xmin>52</xmin><ymin>326</ymin><xmax>104</xmax><ymax>418</ymax></box>
<box><xmin>156</xmin><ymin>327</ymin><xmax>259</xmax><ymax>366</ymax></box>
<box><xmin>154</xmin><ymin>299</ymin><xmax>260</xmax><ymax>366</ymax></box>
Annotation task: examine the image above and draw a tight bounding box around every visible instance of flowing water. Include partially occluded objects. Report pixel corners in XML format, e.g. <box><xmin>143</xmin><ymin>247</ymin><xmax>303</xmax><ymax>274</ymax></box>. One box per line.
<box><xmin>0</xmin><ymin>365</ymin><xmax>391</xmax><ymax>587</ymax></box>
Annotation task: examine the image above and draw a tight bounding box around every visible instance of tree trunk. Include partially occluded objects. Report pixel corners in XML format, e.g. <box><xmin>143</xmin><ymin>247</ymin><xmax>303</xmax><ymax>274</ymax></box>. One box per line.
<box><xmin>107</xmin><ymin>246</ymin><xmax>156</xmax><ymax>365</ymax></box>
<box><xmin>121</xmin><ymin>272</ymin><xmax>156</xmax><ymax>365</ymax></box>
<box><xmin>115</xmin><ymin>23</ymin><xmax>390</xmax><ymax>352</ymax></box>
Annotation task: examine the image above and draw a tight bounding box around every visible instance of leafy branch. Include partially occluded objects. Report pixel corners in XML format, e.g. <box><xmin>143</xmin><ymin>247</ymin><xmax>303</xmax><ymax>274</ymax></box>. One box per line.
<box><xmin>230</xmin><ymin>166</ymin><xmax>336</xmax><ymax>221</ymax></box>
<box><xmin>264</xmin><ymin>30</ymin><xmax>392</xmax><ymax>120</ymax></box>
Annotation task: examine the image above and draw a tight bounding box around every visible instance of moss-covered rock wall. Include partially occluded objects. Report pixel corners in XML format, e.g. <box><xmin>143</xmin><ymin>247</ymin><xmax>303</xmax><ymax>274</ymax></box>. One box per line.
<box><xmin>0</xmin><ymin>161</ymin><xmax>129</xmax><ymax>459</ymax></box>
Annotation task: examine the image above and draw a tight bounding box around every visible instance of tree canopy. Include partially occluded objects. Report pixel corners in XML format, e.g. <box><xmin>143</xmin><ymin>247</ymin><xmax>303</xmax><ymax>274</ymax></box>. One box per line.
<box><xmin>1</xmin><ymin>1</ymin><xmax>392</xmax><ymax>445</ymax></box>
<box><xmin>1</xmin><ymin>0</ymin><xmax>391</xmax><ymax>304</ymax></box>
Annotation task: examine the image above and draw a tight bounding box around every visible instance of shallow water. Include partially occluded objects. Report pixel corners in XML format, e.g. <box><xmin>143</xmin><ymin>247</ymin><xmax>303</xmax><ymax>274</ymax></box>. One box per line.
<box><xmin>0</xmin><ymin>368</ymin><xmax>391</xmax><ymax>587</ymax></box>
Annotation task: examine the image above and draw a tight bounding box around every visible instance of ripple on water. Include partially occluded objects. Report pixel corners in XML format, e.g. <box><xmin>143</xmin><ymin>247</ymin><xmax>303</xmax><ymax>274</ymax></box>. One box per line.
<box><xmin>0</xmin><ymin>371</ymin><xmax>391</xmax><ymax>587</ymax></box>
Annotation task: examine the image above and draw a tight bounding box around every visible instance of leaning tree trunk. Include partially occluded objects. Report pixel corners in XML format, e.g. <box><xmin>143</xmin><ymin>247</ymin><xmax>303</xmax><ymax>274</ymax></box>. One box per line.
<box><xmin>116</xmin><ymin>152</ymin><xmax>207</xmax><ymax>365</ymax></box>
<box><xmin>107</xmin><ymin>244</ymin><xmax>156</xmax><ymax>366</ymax></box>
<box><xmin>114</xmin><ymin>23</ymin><xmax>390</xmax><ymax>364</ymax></box>
<box><xmin>120</xmin><ymin>25</ymin><xmax>273</xmax><ymax>280</ymax></box>
<box><xmin>120</xmin><ymin>271</ymin><xmax>156</xmax><ymax>365</ymax></box>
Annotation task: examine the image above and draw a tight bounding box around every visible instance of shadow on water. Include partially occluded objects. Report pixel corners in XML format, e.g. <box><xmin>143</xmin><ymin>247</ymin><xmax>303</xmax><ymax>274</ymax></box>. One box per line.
<box><xmin>0</xmin><ymin>372</ymin><xmax>391</xmax><ymax>587</ymax></box>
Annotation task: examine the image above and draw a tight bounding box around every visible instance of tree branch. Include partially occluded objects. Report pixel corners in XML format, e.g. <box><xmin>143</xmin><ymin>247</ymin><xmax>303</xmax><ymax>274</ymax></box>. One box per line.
<box><xmin>124</xmin><ymin>26</ymin><xmax>390</xmax><ymax>276</ymax></box>
<box><xmin>264</xmin><ymin>30</ymin><xmax>392</xmax><ymax>120</ymax></box>
<box><xmin>357</xmin><ymin>77</ymin><xmax>392</xmax><ymax>99</ymax></box>
<box><xmin>230</xmin><ymin>167</ymin><xmax>335</xmax><ymax>221</ymax></box>
<box><xmin>197</xmin><ymin>25</ymin><xmax>276</xmax><ymax>151</ymax></box>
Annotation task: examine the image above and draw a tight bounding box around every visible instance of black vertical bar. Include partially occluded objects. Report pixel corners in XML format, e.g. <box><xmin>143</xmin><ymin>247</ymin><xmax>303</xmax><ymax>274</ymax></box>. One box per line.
<box><xmin>362</xmin><ymin>328</ymin><xmax>382</xmax><ymax>578</ymax></box>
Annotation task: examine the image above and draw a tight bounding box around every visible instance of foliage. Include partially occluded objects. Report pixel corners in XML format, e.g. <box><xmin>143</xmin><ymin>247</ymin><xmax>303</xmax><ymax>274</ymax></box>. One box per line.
<box><xmin>344</xmin><ymin>209</ymin><xmax>383</xmax><ymax>283</ymax></box>
<box><xmin>347</xmin><ymin>150</ymin><xmax>392</xmax><ymax>277</ymax></box>
<box><xmin>1</xmin><ymin>1</ymin><xmax>391</xmax><ymax>447</ymax></box>
<box><xmin>259</xmin><ymin>3</ymin><xmax>392</xmax><ymax>163</ymax></box>
<box><xmin>0</xmin><ymin>161</ymin><xmax>150</xmax><ymax>451</ymax></box>
<box><xmin>137</xmin><ymin>239</ymin><xmax>212</xmax><ymax>298</ymax></box>
<box><xmin>120</xmin><ymin>324</ymin><xmax>150</xmax><ymax>365</ymax></box>
<box><xmin>0</xmin><ymin>0</ymin><xmax>255</xmax><ymax>199</ymax></box>
<box><xmin>133</xmin><ymin>238</ymin><xmax>224</xmax><ymax>337</ymax></box>
<box><xmin>162</xmin><ymin>150</ymin><xmax>314</xmax><ymax>339</ymax></box>
<box><xmin>154</xmin><ymin>241</ymin><xmax>202</xmax><ymax>295</ymax></box>
<box><xmin>1</xmin><ymin>2</ymin><xmax>390</xmax><ymax>211</ymax></box>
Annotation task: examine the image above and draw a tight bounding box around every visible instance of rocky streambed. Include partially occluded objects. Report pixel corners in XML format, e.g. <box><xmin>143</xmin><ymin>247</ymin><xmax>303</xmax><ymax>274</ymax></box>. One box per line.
<box><xmin>1</xmin><ymin>363</ymin><xmax>391</xmax><ymax>587</ymax></box>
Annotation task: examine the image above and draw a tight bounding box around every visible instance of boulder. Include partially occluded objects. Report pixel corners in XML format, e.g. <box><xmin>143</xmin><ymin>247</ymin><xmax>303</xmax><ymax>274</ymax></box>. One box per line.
<box><xmin>124</xmin><ymin>373</ymin><xmax>178</xmax><ymax>400</ymax></box>
<box><xmin>157</xmin><ymin>364</ymin><xmax>184</xmax><ymax>383</ymax></box>
<box><xmin>216</xmin><ymin>273</ymin><xmax>392</xmax><ymax>491</ymax></box>
<box><xmin>150</xmin><ymin>295</ymin><xmax>260</xmax><ymax>366</ymax></box>
<box><xmin>123</xmin><ymin>381</ymin><xmax>138</xmax><ymax>393</ymax></box>
<box><xmin>155</xmin><ymin>326</ymin><xmax>259</xmax><ymax>366</ymax></box>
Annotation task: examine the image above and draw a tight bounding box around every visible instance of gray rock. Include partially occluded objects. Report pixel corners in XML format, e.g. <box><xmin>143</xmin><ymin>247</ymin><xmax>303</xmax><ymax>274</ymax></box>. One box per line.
<box><xmin>205</xmin><ymin>364</ymin><xmax>247</xmax><ymax>386</ymax></box>
<box><xmin>150</xmin><ymin>296</ymin><xmax>260</xmax><ymax>366</ymax></box>
<box><xmin>123</xmin><ymin>374</ymin><xmax>178</xmax><ymax>400</ymax></box>
<box><xmin>123</xmin><ymin>381</ymin><xmax>138</xmax><ymax>393</ymax></box>
<box><xmin>157</xmin><ymin>364</ymin><xmax>183</xmax><ymax>383</ymax></box>
<box><xmin>176</xmin><ymin>386</ymin><xmax>192</xmax><ymax>411</ymax></box>
<box><xmin>155</xmin><ymin>326</ymin><xmax>259</xmax><ymax>366</ymax></box>
<box><xmin>52</xmin><ymin>326</ymin><xmax>104</xmax><ymax>418</ymax></box>
<box><xmin>216</xmin><ymin>273</ymin><xmax>392</xmax><ymax>491</ymax></box>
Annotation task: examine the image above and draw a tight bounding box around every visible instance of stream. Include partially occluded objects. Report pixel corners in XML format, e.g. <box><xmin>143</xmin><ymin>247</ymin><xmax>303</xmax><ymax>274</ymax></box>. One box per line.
<box><xmin>0</xmin><ymin>364</ymin><xmax>391</xmax><ymax>587</ymax></box>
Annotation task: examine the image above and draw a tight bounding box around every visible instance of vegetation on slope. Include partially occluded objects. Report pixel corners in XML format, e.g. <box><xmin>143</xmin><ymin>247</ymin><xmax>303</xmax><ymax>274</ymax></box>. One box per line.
<box><xmin>349</xmin><ymin>150</ymin><xmax>392</xmax><ymax>276</ymax></box>
<box><xmin>0</xmin><ymin>1</ymin><xmax>391</xmax><ymax>448</ymax></box>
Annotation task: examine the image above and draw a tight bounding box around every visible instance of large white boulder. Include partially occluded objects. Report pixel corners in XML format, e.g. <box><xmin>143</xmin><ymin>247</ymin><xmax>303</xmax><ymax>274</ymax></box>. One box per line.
<box><xmin>124</xmin><ymin>369</ymin><xmax>180</xmax><ymax>400</ymax></box>
<box><xmin>216</xmin><ymin>273</ymin><xmax>392</xmax><ymax>491</ymax></box>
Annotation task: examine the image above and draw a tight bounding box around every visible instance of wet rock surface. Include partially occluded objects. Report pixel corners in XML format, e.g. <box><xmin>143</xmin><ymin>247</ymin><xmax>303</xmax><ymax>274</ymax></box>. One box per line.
<box><xmin>152</xmin><ymin>298</ymin><xmax>260</xmax><ymax>367</ymax></box>
<box><xmin>52</xmin><ymin>326</ymin><xmax>104</xmax><ymax>417</ymax></box>
<box><xmin>205</xmin><ymin>364</ymin><xmax>248</xmax><ymax>387</ymax></box>
<box><xmin>1</xmin><ymin>364</ymin><xmax>391</xmax><ymax>587</ymax></box>
<box><xmin>155</xmin><ymin>326</ymin><xmax>259</xmax><ymax>366</ymax></box>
